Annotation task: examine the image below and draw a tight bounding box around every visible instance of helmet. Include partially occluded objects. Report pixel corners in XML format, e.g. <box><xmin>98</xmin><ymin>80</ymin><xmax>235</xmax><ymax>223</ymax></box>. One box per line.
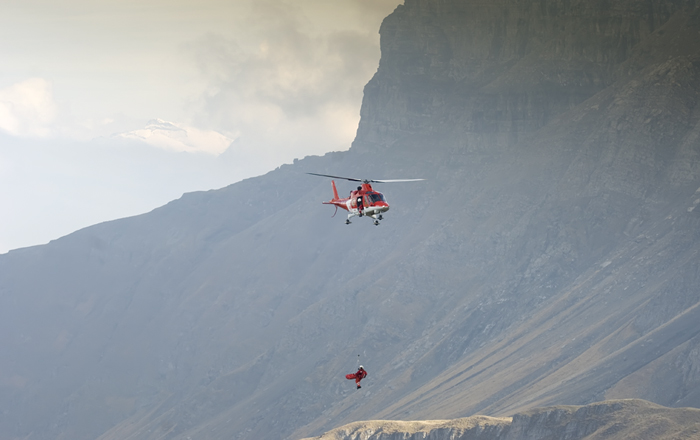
<box><xmin>359</xmin><ymin>365</ymin><xmax>364</xmax><ymax>369</ymax></box>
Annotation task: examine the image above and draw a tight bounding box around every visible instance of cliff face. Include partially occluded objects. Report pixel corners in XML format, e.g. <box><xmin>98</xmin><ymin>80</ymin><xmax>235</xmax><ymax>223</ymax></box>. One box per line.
<box><xmin>2</xmin><ymin>1</ymin><xmax>700</xmax><ymax>440</ymax></box>
<box><xmin>359</xmin><ymin>0</ymin><xmax>697</xmax><ymax>156</ymax></box>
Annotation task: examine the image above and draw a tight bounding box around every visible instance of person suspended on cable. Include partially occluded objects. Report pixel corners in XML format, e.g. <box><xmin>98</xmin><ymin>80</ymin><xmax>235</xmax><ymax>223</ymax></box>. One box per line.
<box><xmin>345</xmin><ymin>365</ymin><xmax>367</xmax><ymax>389</ymax></box>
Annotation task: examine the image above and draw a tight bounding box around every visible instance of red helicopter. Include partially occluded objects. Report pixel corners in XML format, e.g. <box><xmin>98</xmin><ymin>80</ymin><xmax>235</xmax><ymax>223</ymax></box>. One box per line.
<box><xmin>307</xmin><ymin>173</ymin><xmax>424</xmax><ymax>225</ymax></box>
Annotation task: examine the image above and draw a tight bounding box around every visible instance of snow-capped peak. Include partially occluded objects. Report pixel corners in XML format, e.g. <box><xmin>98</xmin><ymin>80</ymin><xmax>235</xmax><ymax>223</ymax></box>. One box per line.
<box><xmin>115</xmin><ymin>119</ymin><xmax>235</xmax><ymax>155</ymax></box>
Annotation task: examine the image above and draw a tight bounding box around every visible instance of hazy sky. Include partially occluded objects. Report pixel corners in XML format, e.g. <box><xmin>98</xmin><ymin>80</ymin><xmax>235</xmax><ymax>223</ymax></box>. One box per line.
<box><xmin>0</xmin><ymin>0</ymin><xmax>402</xmax><ymax>253</ymax></box>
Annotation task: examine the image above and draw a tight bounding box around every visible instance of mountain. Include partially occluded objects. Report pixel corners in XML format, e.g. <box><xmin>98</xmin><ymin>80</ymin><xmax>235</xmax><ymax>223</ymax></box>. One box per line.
<box><xmin>2</xmin><ymin>0</ymin><xmax>700</xmax><ymax>439</ymax></box>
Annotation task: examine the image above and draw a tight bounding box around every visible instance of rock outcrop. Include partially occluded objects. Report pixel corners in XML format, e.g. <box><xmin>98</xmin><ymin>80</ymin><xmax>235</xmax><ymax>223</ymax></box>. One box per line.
<box><xmin>304</xmin><ymin>400</ymin><xmax>700</xmax><ymax>440</ymax></box>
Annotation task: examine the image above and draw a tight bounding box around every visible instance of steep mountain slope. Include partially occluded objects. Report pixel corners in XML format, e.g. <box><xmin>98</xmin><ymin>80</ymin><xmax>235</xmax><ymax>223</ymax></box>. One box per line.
<box><xmin>2</xmin><ymin>1</ymin><xmax>700</xmax><ymax>439</ymax></box>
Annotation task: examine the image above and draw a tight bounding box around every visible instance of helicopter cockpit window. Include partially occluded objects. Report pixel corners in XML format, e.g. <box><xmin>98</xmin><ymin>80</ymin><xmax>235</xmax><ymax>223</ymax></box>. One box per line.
<box><xmin>368</xmin><ymin>193</ymin><xmax>385</xmax><ymax>203</ymax></box>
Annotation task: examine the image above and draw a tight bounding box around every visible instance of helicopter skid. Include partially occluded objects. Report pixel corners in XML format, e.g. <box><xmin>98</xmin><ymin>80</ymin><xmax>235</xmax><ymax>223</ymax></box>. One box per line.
<box><xmin>363</xmin><ymin>205</ymin><xmax>388</xmax><ymax>217</ymax></box>
<box><xmin>344</xmin><ymin>209</ymin><xmax>385</xmax><ymax>225</ymax></box>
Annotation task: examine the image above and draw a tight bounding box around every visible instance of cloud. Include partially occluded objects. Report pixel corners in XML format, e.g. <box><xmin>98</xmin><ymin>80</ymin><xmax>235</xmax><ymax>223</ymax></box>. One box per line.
<box><xmin>115</xmin><ymin>119</ymin><xmax>235</xmax><ymax>155</ymax></box>
<box><xmin>183</xmin><ymin>0</ymin><xmax>399</xmax><ymax>165</ymax></box>
<box><xmin>0</xmin><ymin>78</ymin><xmax>57</xmax><ymax>137</ymax></box>
<box><xmin>189</xmin><ymin>24</ymin><xmax>379</xmax><ymax>120</ymax></box>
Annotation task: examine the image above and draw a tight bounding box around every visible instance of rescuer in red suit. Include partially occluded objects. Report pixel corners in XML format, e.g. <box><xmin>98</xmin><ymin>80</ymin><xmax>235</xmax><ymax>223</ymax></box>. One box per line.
<box><xmin>346</xmin><ymin>366</ymin><xmax>367</xmax><ymax>389</ymax></box>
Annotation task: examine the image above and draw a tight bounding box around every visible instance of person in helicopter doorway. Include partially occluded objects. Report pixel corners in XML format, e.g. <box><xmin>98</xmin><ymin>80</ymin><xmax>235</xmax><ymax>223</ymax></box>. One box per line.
<box><xmin>356</xmin><ymin>186</ymin><xmax>363</xmax><ymax>217</ymax></box>
<box><xmin>351</xmin><ymin>365</ymin><xmax>367</xmax><ymax>389</ymax></box>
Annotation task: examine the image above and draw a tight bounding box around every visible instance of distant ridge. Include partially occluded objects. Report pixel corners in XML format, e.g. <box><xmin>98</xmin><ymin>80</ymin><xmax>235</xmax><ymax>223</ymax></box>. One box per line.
<box><xmin>301</xmin><ymin>400</ymin><xmax>700</xmax><ymax>440</ymax></box>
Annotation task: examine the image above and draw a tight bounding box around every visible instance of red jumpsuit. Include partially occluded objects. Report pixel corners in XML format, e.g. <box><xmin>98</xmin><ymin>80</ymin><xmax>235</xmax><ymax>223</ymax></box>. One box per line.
<box><xmin>346</xmin><ymin>368</ymin><xmax>368</xmax><ymax>388</ymax></box>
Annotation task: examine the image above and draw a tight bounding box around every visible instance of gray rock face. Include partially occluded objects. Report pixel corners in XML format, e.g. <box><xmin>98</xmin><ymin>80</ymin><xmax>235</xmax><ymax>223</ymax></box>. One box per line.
<box><xmin>2</xmin><ymin>1</ymin><xmax>700</xmax><ymax>440</ymax></box>
<box><xmin>359</xmin><ymin>0</ymin><xmax>695</xmax><ymax>153</ymax></box>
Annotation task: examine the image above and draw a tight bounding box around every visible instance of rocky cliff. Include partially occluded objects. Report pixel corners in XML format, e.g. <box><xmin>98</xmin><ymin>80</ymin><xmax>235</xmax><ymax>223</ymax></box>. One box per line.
<box><xmin>360</xmin><ymin>0</ymin><xmax>698</xmax><ymax>155</ymax></box>
<box><xmin>2</xmin><ymin>1</ymin><xmax>700</xmax><ymax>439</ymax></box>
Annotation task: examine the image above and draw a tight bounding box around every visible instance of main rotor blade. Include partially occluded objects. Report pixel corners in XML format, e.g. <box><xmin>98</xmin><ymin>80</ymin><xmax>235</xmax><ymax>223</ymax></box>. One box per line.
<box><xmin>307</xmin><ymin>173</ymin><xmax>425</xmax><ymax>184</ymax></box>
<box><xmin>369</xmin><ymin>179</ymin><xmax>425</xmax><ymax>183</ymax></box>
<box><xmin>306</xmin><ymin>173</ymin><xmax>363</xmax><ymax>182</ymax></box>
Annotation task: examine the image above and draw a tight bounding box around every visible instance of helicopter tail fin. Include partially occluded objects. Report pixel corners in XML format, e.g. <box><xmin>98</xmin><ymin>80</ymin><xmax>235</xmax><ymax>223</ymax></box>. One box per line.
<box><xmin>331</xmin><ymin>180</ymin><xmax>340</xmax><ymax>201</ymax></box>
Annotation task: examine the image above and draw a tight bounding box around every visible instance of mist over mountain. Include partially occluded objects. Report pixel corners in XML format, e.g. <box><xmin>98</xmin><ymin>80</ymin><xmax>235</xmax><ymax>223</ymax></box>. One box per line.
<box><xmin>2</xmin><ymin>1</ymin><xmax>700</xmax><ymax>439</ymax></box>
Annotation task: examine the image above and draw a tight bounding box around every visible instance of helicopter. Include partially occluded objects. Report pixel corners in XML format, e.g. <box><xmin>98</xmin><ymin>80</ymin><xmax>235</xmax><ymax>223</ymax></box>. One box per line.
<box><xmin>307</xmin><ymin>173</ymin><xmax>424</xmax><ymax>225</ymax></box>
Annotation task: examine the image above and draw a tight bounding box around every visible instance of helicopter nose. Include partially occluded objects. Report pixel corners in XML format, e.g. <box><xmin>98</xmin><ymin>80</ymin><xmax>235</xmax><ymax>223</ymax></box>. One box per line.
<box><xmin>373</xmin><ymin>204</ymin><xmax>389</xmax><ymax>214</ymax></box>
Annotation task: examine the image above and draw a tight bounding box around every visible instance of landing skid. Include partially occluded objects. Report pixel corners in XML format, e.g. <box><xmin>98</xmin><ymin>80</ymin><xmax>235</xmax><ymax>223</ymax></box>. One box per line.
<box><xmin>345</xmin><ymin>212</ymin><xmax>383</xmax><ymax>225</ymax></box>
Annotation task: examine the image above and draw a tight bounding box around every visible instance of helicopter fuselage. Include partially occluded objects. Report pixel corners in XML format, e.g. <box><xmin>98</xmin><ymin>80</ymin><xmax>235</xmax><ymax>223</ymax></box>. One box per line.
<box><xmin>323</xmin><ymin>182</ymin><xmax>389</xmax><ymax>224</ymax></box>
